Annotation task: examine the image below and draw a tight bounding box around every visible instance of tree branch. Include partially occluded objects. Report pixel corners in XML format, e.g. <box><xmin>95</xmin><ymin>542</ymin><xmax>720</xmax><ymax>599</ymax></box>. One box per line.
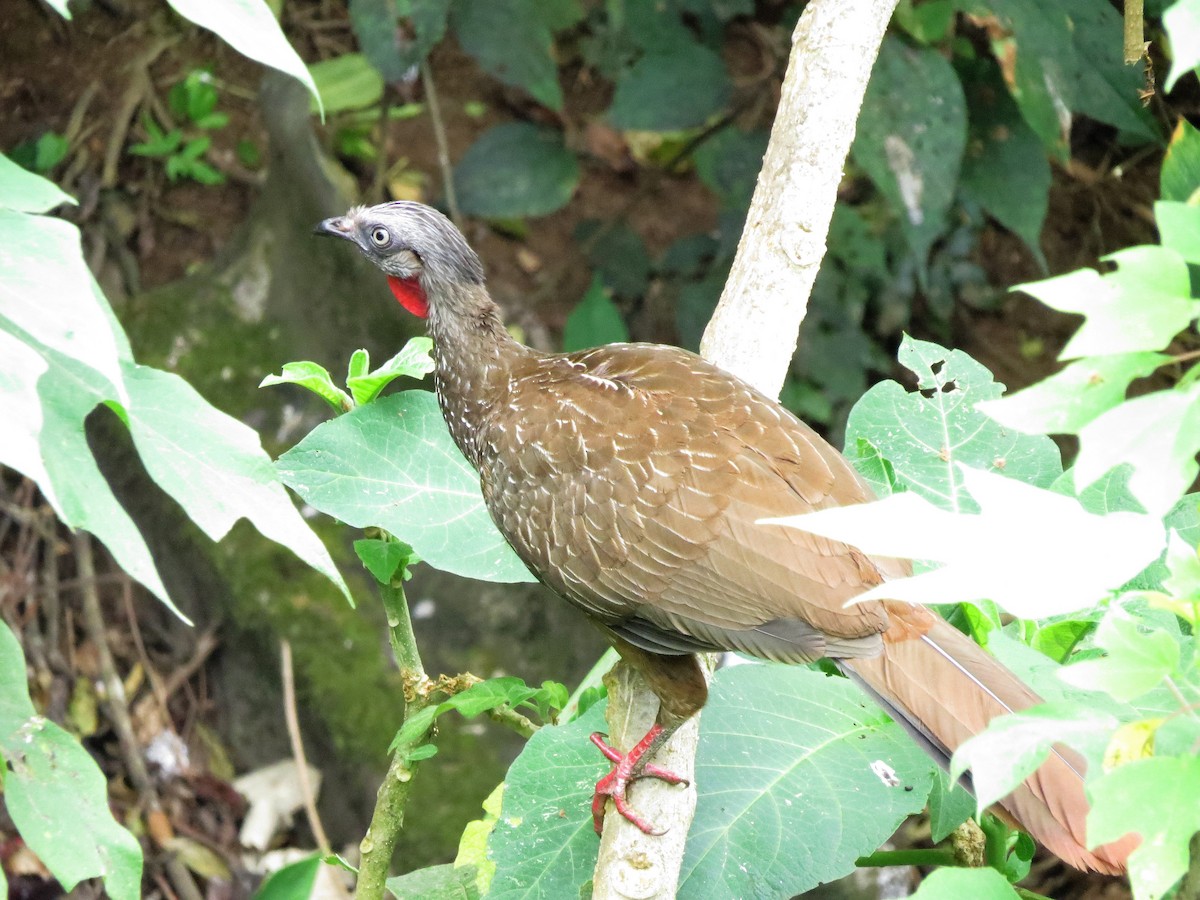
<box><xmin>592</xmin><ymin>1</ymin><xmax>899</xmax><ymax>895</ymax></box>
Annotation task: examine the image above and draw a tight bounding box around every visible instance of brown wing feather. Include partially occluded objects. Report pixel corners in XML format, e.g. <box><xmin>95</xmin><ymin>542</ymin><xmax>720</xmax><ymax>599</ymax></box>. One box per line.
<box><xmin>482</xmin><ymin>343</ymin><xmax>892</xmax><ymax>662</ymax></box>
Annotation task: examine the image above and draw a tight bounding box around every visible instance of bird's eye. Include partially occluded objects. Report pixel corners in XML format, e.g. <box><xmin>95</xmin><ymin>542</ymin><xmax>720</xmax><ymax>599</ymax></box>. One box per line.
<box><xmin>370</xmin><ymin>227</ymin><xmax>390</xmax><ymax>246</ymax></box>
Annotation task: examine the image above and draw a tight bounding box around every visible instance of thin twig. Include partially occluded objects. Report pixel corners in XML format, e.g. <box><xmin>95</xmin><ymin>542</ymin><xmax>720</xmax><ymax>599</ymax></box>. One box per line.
<box><xmin>1124</xmin><ymin>0</ymin><xmax>1145</xmax><ymax>64</ymax></box>
<box><xmin>74</xmin><ymin>534</ymin><xmax>204</xmax><ymax>900</ymax></box>
<box><xmin>420</xmin><ymin>57</ymin><xmax>461</xmax><ymax>228</ymax></box>
<box><xmin>280</xmin><ymin>639</ymin><xmax>332</xmax><ymax>854</ymax></box>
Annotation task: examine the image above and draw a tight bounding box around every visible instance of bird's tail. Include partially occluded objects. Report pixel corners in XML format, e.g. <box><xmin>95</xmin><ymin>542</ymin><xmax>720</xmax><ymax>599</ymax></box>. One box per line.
<box><xmin>842</xmin><ymin>605</ymin><xmax>1136</xmax><ymax>875</ymax></box>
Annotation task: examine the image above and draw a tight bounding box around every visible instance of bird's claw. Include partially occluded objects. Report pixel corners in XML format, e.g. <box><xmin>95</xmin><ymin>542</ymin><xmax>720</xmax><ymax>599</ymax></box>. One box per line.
<box><xmin>589</xmin><ymin>732</ymin><xmax>689</xmax><ymax>835</ymax></box>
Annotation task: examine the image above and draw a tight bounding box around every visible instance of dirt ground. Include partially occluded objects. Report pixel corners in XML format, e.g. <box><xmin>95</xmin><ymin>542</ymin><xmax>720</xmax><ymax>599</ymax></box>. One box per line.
<box><xmin>0</xmin><ymin>0</ymin><xmax>1169</xmax><ymax>897</ymax></box>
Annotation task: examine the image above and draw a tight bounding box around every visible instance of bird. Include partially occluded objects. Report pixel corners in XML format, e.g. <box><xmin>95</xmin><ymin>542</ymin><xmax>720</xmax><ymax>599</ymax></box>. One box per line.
<box><xmin>315</xmin><ymin>201</ymin><xmax>1132</xmax><ymax>874</ymax></box>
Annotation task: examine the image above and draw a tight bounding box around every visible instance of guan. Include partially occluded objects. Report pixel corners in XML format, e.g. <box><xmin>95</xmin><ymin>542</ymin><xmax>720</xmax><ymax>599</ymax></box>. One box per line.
<box><xmin>316</xmin><ymin>201</ymin><xmax>1131</xmax><ymax>874</ymax></box>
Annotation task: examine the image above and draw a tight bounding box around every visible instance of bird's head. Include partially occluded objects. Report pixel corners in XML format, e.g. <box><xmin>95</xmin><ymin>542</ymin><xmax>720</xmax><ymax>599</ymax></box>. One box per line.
<box><xmin>314</xmin><ymin>202</ymin><xmax>485</xmax><ymax>319</ymax></box>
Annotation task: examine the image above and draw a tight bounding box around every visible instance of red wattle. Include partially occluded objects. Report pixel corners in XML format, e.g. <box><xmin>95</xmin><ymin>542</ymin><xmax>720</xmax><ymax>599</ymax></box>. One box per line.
<box><xmin>386</xmin><ymin>275</ymin><xmax>430</xmax><ymax>318</ymax></box>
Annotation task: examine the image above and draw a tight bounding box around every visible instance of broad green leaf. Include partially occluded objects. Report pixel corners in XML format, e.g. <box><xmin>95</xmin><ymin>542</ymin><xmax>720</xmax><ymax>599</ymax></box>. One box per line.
<box><xmin>1059</xmin><ymin>609</ymin><xmax>1180</xmax><ymax>701</ymax></box>
<box><xmin>165</xmin><ymin>0</ymin><xmax>322</xmax><ymax>115</ymax></box>
<box><xmin>959</xmin><ymin>0</ymin><xmax>1154</xmax><ymax>158</ymax></box>
<box><xmin>0</xmin><ymin>209</ymin><xmax>127</xmax><ymax>394</ymax></box>
<box><xmin>385</xmin><ymin>864</ymin><xmax>480</xmax><ymax>900</ymax></box>
<box><xmin>350</xmin><ymin>0</ymin><xmax>407</xmax><ymax>83</ymax></box>
<box><xmin>121</xmin><ymin>364</ymin><xmax>351</xmax><ymax>605</ymax></box>
<box><xmin>1163</xmin><ymin>530</ymin><xmax>1200</xmax><ymax>599</ymax></box>
<box><xmin>308</xmin><ymin>53</ymin><xmax>384</xmax><ymax>115</ymax></box>
<box><xmin>453</xmin><ymin>123</ymin><xmax>579</xmax><ymax>218</ymax></box>
<box><xmin>767</xmin><ymin>466</ymin><xmax>1165</xmax><ymax>618</ymax></box>
<box><xmin>693</xmin><ymin>128</ymin><xmax>769</xmax><ymax>212</ymax></box>
<box><xmin>562</xmin><ymin>277</ymin><xmax>628</xmax><ymax>352</ymax></box>
<box><xmin>853</xmin><ymin>38</ymin><xmax>966</xmax><ymax>266</ymax></box>
<box><xmin>354</xmin><ymin>538</ymin><xmax>417</xmax><ymax>583</ymax></box>
<box><xmin>927</xmin><ymin>769</ymin><xmax>976</xmax><ymax>842</ymax></box>
<box><xmin>260</xmin><ymin>360</ymin><xmax>352</xmax><ymax>413</ymax></box>
<box><xmin>909</xmin><ymin>867</ymin><xmax>1020</xmax><ymax>899</ymax></box>
<box><xmin>1088</xmin><ymin>757</ymin><xmax>1200</xmax><ymax>900</ymax></box>
<box><xmin>347</xmin><ymin>336</ymin><xmax>435</xmax><ymax>405</ymax></box>
<box><xmin>0</xmin><ymin>335</ymin><xmax>173</xmax><ymax>609</ymax></box>
<box><xmin>447</xmin><ymin>677</ymin><xmax>539</xmax><ymax>717</ymax></box>
<box><xmin>252</xmin><ymin>854</ymin><xmax>321</xmax><ymax>899</ymax></box>
<box><xmin>452</xmin><ymin>0</ymin><xmax>563</xmax><ymax>109</ymax></box>
<box><xmin>276</xmin><ymin>391</ymin><xmax>534</xmax><ymax>582</ymax></box>
<box><xmin>1075</xmin><ymin>381</ymin><xmax>1200</xmax><ymax>516</ymax></box>
<box><xmin>1031</xmin><ymin>619</ymin><xmax>1094</xmax><ymax>663</ymax></box>
<box><xmin>578</xmin><ymin>220</ymin><xmax>652</xmax><ymax>300</ymax></box>
<box><xmin>608</xmin><ymin>42</ymin><xmax>731</xmax><ymax>131</ymax></box>
<box><xmin>1161</xmin><ymin>118</ymin><xmax>1200</xmax><ymax>202</ymax></box>
<box><xmin>958</xmin><ymin>58</ymin><xmax>1050</xmax><ymax>264</ymax></box>
<box><xmin>0</xmin><ymin>153</ymin><xmax>74</xmax><ymax>213</ymax></box>
<box><xmin>977</xmin><ymin>352</ymin><xmax>1168</xmax><ymax>435</ymax></box>
<box><xmin>0</xmin><ymin>623</ymin><xmax>142</xmax><ymax>899</ymax></box>
<box><xmin>950</xmin><ymin>703</ymin><xmax>1118</xmax><ymax>814</ymax></box>
<box><xmin>1017</xmin><ymin>247</ymin><xmax>1199</xmax><ymax>360</ymax></box>
<box><xmin>1155</xmin><ymin>200</ymin><xmax>1200</xmax><ymax>264</ymax></box>
<box><xmin>1165</xmin><ymin>0</ymin><xmax>1200</xmax><ymax>91</ymax></box>
<box><xmin>454</xmin><ymin>784</ymin><xmax>502</xmax><ymax>896</ymax></box>
<box><xmin>843</xmin><ymin>336</ymin><xmax>1062</xmax><ymax>513</ymax></box>
<box><xmin>489</xmin><ymin>667</ymin><xmax>934</xmax><ymax>899</ymax></box>
<box><xmin>678</xmin><ymin>667</ymin><xmax>934</xmax><ymax>895</ymax></box>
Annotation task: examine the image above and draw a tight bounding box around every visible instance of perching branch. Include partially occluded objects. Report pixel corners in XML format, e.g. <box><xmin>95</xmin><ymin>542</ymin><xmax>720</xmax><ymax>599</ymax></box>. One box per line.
<box><xmin>592</xmin><ymin>1</ymin><xmax>900</xmax><ymax>895</ymax></box>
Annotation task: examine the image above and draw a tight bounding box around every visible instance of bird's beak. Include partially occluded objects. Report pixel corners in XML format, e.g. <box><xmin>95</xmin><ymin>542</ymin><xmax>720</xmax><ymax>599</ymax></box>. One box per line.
<box><xmin>314</xmin><ymin>216</ymin><xmax>352</xmax><ymax>239</ymax></box>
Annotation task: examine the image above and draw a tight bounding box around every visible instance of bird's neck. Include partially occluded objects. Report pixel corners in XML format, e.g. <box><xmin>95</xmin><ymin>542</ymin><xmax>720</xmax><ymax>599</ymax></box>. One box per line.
<box><xmin>427</xmin><ymin>281</ymin><xmax>530</xmax><ymax>468</ymax></box>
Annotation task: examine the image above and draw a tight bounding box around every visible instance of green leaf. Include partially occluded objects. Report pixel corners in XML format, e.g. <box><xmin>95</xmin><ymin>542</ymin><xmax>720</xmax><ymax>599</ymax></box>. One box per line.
<box><xmin>1058</xmin><ymin>609</ymin><xmax>1181</xmax><ymax>701</ymax></box>
<box><xmin>346</xmin><ymin>336</ymin><xmax>435</xmax><ymax>405</ymax></box>
<box><xmin>489</xmin><ymin>667</ymin><xmax>934</xmax><ymax>899</ymax></box>
<box><xmin>276</xmin><ymin>391</ymin><xmax>534</xmax><ymax>582</ymax></box>
<box><xmin>950</xmin><ymin>703</ymin><xmax>1118</xmax><ymax>814</ymax></box>
<box><xmin>958</xmin><ymin>58</ymin><xmax>1050</xmax><ymax>265</ymax></box>
<box><xmin>908</xmin><ymin>867</ymin><xmax>1020</xmax><ymax>900</ymax></box>
<box><xmin>927</xmin><ymin>769</ymin><xmax>976</xmax><ymax>843</ymax></box>
<box><xmin>453</xmin><ymin>123</ymin><xmax>579</xmax><ymax>218</ymax></box>
<box><xmin>959</xmin><ymin>0</ymin><xmax>1154</xmax><ymax>158</ymax></box>
<box><xmin>1031</xmin><ymin>619</ymin><xmax>1094</xmax><ymax>663</ymax></box>
<box><xmin>562</xmin><ymin>277</ymin><xmax>628</xmax><ymax>352</ymax></box>
<box><xmin>252</xmin><ymin>854</ymin><xmax>321</xmax><ymax>899</ymax></box>
<box><xmin>260</xmin><ymin>360</ymin><xmax>353</xmax><ymax>413</ymax></box>
<box><xmin>1017</xmin><ymin>247</ymin><xmax>1199</xmax><ymax>359</ymax></box>
<box><xmin>1155</xmin><ymin>200</ymin><xmax>1200</xmax><ymax>264</ymax></box>
<box><xmin>844</xmin><ymin>336</ymin><xmax>1062</xmax><ymax>513</ymax></box>
<box><xmin>348</xmin><ymin>348</ymin><xmax>370</xmax><ymax>380</ymax></box>
<box><xmin>578</xmin><ymin>220</ymin><xmax>651</xmax><ymax>300</ymax></box>
<box><xmin>693</xmin><ymin>128</ymin><xmax>770</xmax><ymax>212</ymax></box>
<box><xmin>0</xmin><ymin>622</ymin><xmax>142</xmax><ymax>899</ymax></box>
<box><xmin>354</xmin><ymin>538</ymin><xmax>417</xmax><ymax>583</ymax></box>
<box><xmin>1165</xmin><ymin>0</ymin><xmax>1200</xmax><ymax>91</ymax></box>
<box><xmin>1161</xmin><ymin>118</ymin><xmax>1200</xmax><ymax>202</ymax></box>
<box><xmin>446</xmin><ymin>676</ymin><xmax>539</xmax><ymax>718</ymax></box>
<box><xmin>121</xmin><ymin>364</ymin><xmax>352</xmax><ymax>605</ymax></box>
<box><xmin>1074</xmin><ymin>381</ymin><xmax>1200</xmax><ymax>516</ymax></box>
<box><xmin>454</xmin><ymin>784</ymin><xmax>502</xmax><ymax>896</ymax></box>
<box><xmin>768</xmin><ymin>465</ymin><xmax>1166</xmax><ymax>618</ymax></box>
<box><xmin>1163</xmin><ymin>530</ymin><xmax>1200</xmax><ymax>599</ymax></box>
<box><xmin>1088</xmin><ymin>757</ymin><xmax>1200</xmax><ymax>900</ymax></box>
<box><xmin>309</xmin><ymin>53</ymin><xmax>384</xmax><ymax>115</ymax></box>
<box><xmin>386</xmin><ymin>863</ymin><xmax>480</xmax><ymax>900</ymax></box>
<box><xmin>0</xmin><ymin>153</ymin><xmax>74</xmax><ymax>213</ymax></box>
<box><xmin>608</xmin><ymin>42</ymin><xmax>731</xmax><ymax>131</ymax></box>
<box><xmin>853</xmin><ymin>38</ymin><xmax>966</xmax><ymax>266</ymax></box>
<box><xmin>452</xmin><ymin>0</ymin><xmax>563</xmax><ymax>109</ymax></box>
<box><xmin>165</xmin><ymin>0</ymin><xmax>322</xmax><ymax>116</ymax></box>
<box><xmin>977</xmin><ymin>352</ymin><xmax>1169</xmax><ymax>435</ymax></box>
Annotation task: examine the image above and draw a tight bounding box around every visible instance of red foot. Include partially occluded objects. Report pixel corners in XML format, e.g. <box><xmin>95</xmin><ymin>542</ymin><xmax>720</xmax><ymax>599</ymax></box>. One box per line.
<box><xmin>589</xmin><ymin>725</ymin><xmax>688</xmax><ymax>835</ymax></box>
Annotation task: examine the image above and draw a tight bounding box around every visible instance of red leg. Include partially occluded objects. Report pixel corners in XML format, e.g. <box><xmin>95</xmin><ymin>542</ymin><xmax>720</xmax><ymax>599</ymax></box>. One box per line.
<box><xmin>589</xmin><ymin>723</ymin><xmax>688</xmax><ymax>835</ymax></box>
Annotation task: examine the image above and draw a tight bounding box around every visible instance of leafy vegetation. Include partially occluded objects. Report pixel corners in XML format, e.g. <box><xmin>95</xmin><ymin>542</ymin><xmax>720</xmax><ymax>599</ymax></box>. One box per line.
<box><xmin>5</xmin><ymin>0</ymin><xmax>1200</xmax><ymax>897</ymax></box>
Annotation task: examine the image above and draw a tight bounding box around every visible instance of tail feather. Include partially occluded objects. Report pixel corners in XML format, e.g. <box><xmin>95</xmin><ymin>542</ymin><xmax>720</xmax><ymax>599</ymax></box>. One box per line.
<box><xmin>844</xmin><ymin>607</ymin><xmax>1135</xmax><ymax>875</ymax></box>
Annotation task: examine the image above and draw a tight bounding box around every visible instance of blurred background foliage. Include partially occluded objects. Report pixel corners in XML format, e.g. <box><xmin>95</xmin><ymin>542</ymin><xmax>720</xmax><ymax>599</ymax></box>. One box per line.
<box><xmin>294</xmin><ymin>0</ymin><xmax>1172</xmax><ymax>434</ymax></box>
